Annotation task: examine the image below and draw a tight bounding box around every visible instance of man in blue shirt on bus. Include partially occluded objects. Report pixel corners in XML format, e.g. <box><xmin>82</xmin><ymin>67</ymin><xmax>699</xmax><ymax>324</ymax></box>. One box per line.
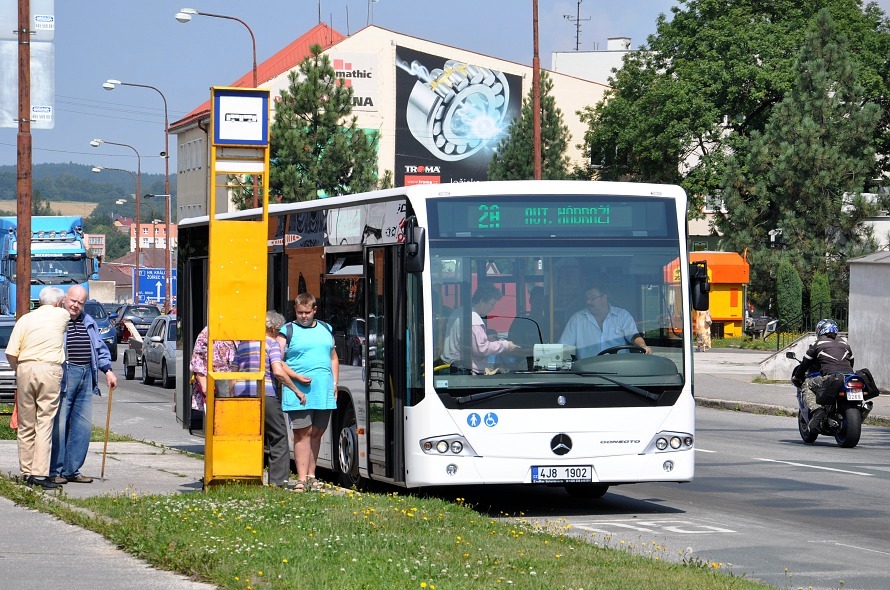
<box><xmin>559</xmin><ymin>284</ymin><xmax>651</xmax><ymax>359</ymax></box>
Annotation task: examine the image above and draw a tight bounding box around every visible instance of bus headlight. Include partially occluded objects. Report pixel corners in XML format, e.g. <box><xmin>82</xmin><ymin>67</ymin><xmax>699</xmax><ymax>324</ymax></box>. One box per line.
<box><xmin>645</xmin><ymin>431</ymin><xmax>694</xmax><ymax>454</ymax></box>
<box><xmin>419</xmin><ymin>435</ymin><xmax>477</xmax><ymax>456</ymax></box>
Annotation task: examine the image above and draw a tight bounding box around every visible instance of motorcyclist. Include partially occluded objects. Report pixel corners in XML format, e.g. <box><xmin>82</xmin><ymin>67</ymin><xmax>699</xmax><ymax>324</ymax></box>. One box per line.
<box><xmin>792</xmin><ymin>319</ymin><xmax>855</xmax><ymax>430</ymax></box>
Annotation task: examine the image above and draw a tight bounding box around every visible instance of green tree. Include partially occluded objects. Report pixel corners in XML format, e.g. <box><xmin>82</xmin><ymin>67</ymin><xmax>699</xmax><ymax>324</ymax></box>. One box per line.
<box><xmin>269</xmin><ymin>44</ymin><xmax>382</xmax><ymax>203</ymax></box>
<box><xmin>810</xmin><ymin>271</ymin><xmax>832</xmax><ymax>322</ymax></box>
<box><xmin>32</xmin><ymin>189</ymin><xmax>60</xmax><ymax>216</ymax></box>
<box><xmin>718</xmin><ymin>9</ymin><xmax>882</xmax><ymax>305</ymax></box>
<box><xmin>777</xmin><ymin>259</ymin><xmax>803</xmax><ymax>330</ymax></box>
<box><xmin>488</xmin><ymin>71</ymin><xmax>570</xmax><ymax>180</ymax></box>
<box><xmin>577</xmin><ymin>0</ymin><xmax>890</xmax><ymax>209</ymax></box>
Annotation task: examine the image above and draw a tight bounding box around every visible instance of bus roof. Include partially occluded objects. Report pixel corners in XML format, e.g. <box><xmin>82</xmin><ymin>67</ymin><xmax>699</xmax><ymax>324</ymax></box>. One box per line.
<box><xmin>178</xmin><ymin>181</ymin><xmax>687</xmax><ymax>229</ymax></box>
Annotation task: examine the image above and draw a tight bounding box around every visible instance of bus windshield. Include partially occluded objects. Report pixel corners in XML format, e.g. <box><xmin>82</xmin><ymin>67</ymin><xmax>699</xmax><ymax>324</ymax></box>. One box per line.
<box><xmin>428</xmin><ymin>194</ymin><xmax>686</xmax><ymax>401</ymax></box>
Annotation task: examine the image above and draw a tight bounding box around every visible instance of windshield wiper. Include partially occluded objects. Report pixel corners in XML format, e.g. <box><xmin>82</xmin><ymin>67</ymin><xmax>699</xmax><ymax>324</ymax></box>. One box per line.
<box><xmin>568</xmin><ymin>371</ymin><xmax>662</xmax><ymax>403</ymax></box>
<box><xmin>455</xmin><ymin>384</ymin><xmax>540</xmax><ymax>405</ymax></box>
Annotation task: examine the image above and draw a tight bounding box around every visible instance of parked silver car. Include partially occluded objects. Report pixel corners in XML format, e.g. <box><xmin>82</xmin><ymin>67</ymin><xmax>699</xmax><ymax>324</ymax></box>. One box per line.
<box><xmin>141</xmin><ymin>314</ymin><xmax>177</xmax><ymax>389</ymax></box>
<box><xmin>0</xmin><ymin>317</ymin><xmax>16</xmax><ymax>402</ymax></box>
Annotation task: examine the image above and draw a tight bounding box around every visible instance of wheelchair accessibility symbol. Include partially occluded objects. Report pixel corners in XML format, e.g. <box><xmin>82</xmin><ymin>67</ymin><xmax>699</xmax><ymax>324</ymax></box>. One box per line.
<box><xmin>467</xmin><ymin>412</ymin><xmax>499</xmax><ymax>427</ymax></box>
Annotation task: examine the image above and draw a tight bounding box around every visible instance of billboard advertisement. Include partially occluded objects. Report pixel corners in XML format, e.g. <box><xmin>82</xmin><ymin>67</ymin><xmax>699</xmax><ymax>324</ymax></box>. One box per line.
<box><xmin>394</xmin><ymin>46</ymin><xmax>522</xmax><ymax>186</ymax></box>
<box><xmin>330</xmin><ymin>53</ymin><xmax>378</xmax><ymax>112</ymax></box>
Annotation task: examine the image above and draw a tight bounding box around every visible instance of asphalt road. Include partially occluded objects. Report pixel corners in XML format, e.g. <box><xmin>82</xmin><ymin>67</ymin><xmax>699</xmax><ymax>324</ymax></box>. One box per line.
<box><xmin>101</xmin><ymin>358</ymin><xmax>890</xmax><ymax>590</ymax></box>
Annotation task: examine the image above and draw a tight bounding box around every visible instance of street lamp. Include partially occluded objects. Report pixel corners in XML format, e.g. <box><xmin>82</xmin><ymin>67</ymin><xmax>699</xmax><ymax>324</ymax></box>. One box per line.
<box><xmin>91</xmin><ymin>139</ymin><xmax>143</xmax><ymax>300</ymax></box>
<box><xmin>174</xmin><ymin>8</ymin><xmax>258</xmax><ymax>87</ymax></box>
<box><xmin>103</xmin><ymin>80</ymin><xmax>172</xmax><ymax>312</ymax></box>
<box><xmin>174</xmin><ymin>7</ymin><xmax>261</xmax><ymax>209</ymax></box>
<box><xmin>143</xmin><ymin>193</ymin><xmax>174</xmax><ymax>312</ymax></box>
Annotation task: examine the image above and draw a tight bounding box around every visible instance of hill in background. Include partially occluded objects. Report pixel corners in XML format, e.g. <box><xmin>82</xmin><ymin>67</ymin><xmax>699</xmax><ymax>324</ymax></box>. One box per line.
<box><xmin>0</xmin><ymin>163</ymin><xmax>174</xmax><ymax>221</ymax></box>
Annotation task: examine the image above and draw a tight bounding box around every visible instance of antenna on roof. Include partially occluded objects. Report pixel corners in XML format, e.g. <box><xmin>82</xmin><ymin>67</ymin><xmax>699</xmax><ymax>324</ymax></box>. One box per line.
<box><xmin>317</xmin><ymin>0</ymin><xmax>321</xmax><ymax>24</ymax></box>
<box><xmin>563</xmin><ymin>0</ymin><xmax>590</xmax><ymax>51</ymax></box>
<box><xmin>346</xmin><ymin>5</ymin><xmax>350</xmax><ymax>35</ymax></box>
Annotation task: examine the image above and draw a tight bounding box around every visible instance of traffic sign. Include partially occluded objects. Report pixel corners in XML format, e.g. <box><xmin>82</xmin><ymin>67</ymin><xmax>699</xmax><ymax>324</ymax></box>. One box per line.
<box><xmin>134</xmin><ymin>267</ymin><xmax>176</xmax><ymax>305</ymax></box>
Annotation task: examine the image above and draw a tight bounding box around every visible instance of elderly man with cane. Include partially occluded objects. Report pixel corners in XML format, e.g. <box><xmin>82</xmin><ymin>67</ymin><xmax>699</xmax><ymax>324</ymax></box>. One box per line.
<box><xmin>49</xmin><ymin>286</ymin><xmax>117</xmax><ymax>485</ymax></box>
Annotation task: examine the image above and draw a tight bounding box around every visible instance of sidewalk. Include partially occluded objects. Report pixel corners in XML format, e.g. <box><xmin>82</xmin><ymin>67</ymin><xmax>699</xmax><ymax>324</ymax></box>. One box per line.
<box><xmin>0</xmin><ymin>440</ymin><xmax>212</xmax><ymax>590</ymax></box>
<box><xmin>0</xmin><ymin>350</ymin><xmax>886</xmax><ymax>590</ymax></box>
<box><xmin>693</xmin><ymin>348</ymin><xmax>890</xmax><ymax>420</ymax></box>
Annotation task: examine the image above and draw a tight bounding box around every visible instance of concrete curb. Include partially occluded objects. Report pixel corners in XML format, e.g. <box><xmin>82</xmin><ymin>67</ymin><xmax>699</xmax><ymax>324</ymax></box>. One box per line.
<box><xmin>697</xmin><ymin>397</ymin><xmax>890</xmax><ymax>426</ymax></box>
<box><xmin>697</xmin><ymin>398</ymin><xmax>796</xmax><ymax>416</ymax></box>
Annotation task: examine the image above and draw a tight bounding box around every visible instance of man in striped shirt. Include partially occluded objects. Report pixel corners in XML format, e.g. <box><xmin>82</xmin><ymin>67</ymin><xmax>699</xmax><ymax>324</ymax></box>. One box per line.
<box><xmin>49</xmin><ymin>286</ymin><xmax>117</xmax><ymax>484</ymax></box>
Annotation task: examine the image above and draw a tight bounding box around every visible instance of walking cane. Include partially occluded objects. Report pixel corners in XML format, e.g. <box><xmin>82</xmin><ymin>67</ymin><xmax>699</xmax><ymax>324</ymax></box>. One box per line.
<box><xmin>100</xmin><ymin>385</ymin><xmax>115</xmax><ymax>481</ymax></box>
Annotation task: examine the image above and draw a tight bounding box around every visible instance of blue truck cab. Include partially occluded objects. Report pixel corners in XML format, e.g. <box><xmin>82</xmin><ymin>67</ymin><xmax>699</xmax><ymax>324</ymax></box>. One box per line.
<box><xmin>0</xmin><ymin>216</ymin><xmax>100</xmax><ymax>315</ymax></box>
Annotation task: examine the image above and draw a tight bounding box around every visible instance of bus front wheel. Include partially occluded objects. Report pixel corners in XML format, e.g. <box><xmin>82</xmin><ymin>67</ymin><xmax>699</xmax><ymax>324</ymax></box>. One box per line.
<box><xmin>336</xmin><ymin>404</ymin><xmax>361</xmax><ymax>489</ymax></box>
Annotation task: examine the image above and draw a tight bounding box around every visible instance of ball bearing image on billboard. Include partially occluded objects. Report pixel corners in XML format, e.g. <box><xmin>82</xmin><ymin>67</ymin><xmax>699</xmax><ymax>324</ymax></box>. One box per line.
<box><xmin>394</xmin><ymin>46</ymin><xmax>522</xmax><ymax>186</ymax></box>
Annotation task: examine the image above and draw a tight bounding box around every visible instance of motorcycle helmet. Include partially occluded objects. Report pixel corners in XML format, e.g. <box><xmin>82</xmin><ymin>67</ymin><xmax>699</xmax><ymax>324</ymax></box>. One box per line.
<box><xmin>816</xmin><ymin>318</ymin><xmax>838</xmax><ymax>337</ymax></box>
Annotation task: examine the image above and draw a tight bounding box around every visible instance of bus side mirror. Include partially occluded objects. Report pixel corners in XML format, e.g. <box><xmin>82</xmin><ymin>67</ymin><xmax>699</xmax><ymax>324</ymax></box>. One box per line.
<box><xmin>405</xmin><ymin>219</ymin><xmax>425</xmax><ymax>273</ymax></box>
<box><xmin>689</xmin><ymin>261</ymin><xmax>710</xmax><ymax>311</ymax></box>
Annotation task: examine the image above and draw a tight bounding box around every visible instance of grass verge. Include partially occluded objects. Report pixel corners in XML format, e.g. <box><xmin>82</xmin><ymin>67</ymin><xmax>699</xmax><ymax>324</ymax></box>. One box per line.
<box><xmin>0</xmin><ymin>404</ymin><xmax>134</xmax><ymax>442</ymax></box>
<box><xmin>0</xmin><ymin>479</ymin><xmax>770</xmax><ymax>590</ymax></box>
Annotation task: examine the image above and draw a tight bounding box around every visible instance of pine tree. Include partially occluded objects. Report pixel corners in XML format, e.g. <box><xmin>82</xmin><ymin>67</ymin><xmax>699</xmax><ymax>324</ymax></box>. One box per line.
<box><xmin>718</xmin><ymin>9</ymin><xmax>882</xmax><ymax>306</ymax></box>
<box><xmin>269</xmin><ymin>44</ymin><xmax>383</xmax><ymax>203</ymax></box>
<box><xmin>777</xmin><ymin>259</ymin><xmax>803</xmax><ymax>331</ymax></box>
<box><xmin>488</xmin><ymin>72</ymin><xmax>570</xmax><ymax>180</ymax></box>
<box><xmin>809</xmin><ymin>272</ymin><xmax>831</xmax><ymax>322</ymax></box>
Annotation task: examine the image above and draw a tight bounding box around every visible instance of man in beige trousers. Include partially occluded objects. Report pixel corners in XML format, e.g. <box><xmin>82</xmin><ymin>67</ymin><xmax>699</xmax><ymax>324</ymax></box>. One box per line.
<box><xmin>6</xmin><ymin>286</ymin><xmax>70</xmax><ymax>490</ymax></box>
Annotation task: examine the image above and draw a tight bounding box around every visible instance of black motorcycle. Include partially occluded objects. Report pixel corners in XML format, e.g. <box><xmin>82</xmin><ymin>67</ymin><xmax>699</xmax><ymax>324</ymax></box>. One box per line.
<box><xmin>786</xmin><ymin>352</ymin><xmax>879</xmax><ymax>448</ymax></box>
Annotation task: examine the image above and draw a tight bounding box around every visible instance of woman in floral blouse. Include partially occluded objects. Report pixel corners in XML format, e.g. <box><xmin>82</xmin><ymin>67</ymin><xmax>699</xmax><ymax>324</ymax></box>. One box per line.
<box><xmin>189</xmin><ymin>326</ymin><xmax>237</xmax><ymax>410</ymax></box>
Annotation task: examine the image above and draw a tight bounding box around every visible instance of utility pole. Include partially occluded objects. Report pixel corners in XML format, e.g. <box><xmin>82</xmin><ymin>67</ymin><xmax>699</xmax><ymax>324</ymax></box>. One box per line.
<box><xmin>563</xmin><ymin>0</ymin><xmax>590</xmax><ymax>51</ymax></box>
<box><xmin>532</xmin><ymin>0</ymin><xmax>542</xmax><ymax>180</ymax></box>
<box><xmin>16</xmin><ymin>0</ymin><xmax>32</xmax><ymax>318</ymax></box>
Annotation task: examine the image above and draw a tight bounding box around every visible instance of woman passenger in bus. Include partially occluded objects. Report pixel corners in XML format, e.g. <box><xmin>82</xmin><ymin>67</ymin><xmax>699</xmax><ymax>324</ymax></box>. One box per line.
<box><xmin>441</xmin><ymin>285</ymin><xmax>518</xmax><ymax>374</ymax></box>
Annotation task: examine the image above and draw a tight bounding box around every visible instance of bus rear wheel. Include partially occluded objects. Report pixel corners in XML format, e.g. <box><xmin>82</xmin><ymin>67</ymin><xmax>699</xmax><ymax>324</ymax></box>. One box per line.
<box><xmin>336</xmin><ymin>404</ymin><xmax>361</xmax><ymax>489</ymax></box>
<box><xmin>565</xmin><ymin>483</ymin><xmax>609</xmax><ymax>499</ymax></box>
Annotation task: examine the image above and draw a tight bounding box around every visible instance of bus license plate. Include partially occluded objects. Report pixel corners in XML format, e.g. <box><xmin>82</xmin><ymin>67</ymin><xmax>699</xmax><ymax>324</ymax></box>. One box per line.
<box><xmin>531</xmin><ymin>465</ymin><xmax>592</xmax><ymax>483</ymax></box>
<box><xmin>847</xmin><ymin>389</ymin><xmax>864</xmax><ymax>401</ymax></box>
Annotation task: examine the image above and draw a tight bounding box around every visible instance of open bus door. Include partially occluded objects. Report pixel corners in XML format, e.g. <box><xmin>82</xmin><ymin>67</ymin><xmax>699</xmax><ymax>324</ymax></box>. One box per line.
<box><xmin>366</xmin><ymin>246</ymin><xmax>406</xmax><ymax>483</ymax></box>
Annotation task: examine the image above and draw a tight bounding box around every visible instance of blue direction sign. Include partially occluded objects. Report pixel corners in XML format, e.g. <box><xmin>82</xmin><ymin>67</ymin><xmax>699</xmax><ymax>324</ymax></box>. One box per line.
<box><xmin>134</xmin><ymin>268</ymin><xmax>177</xmax><ymax>305</ymax></box>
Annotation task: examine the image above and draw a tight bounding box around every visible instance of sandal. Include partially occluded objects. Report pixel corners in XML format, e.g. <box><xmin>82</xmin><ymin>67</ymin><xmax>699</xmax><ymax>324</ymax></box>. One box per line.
<box><xmin>291</xmin><ymin>481</ymin><xmax>307</xmax><ymax>493</ymax></box>
<box><xmin>307</xmin><ymin>476</ymin><xmax>324</xmax><ymax>491</ymax></box>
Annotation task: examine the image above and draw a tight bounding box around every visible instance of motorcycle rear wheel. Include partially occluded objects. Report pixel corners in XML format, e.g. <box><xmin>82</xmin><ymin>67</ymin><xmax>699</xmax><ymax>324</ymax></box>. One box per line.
<box><xmin>835</xmin><ymin>407</ymin><xmax>862</xmax><ymax>448</ymax></box>
<box><xmin>797</xmin><ymin>411</ymin><xmax>818</xmax><ymax>443</ymax></box>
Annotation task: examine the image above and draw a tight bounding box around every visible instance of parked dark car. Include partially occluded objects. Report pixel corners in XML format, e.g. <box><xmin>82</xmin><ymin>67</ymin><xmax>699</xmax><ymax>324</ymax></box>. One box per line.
<box><xmin>115</xmin><ymin>304</ymin><xmax>162</xmax><ymax>344</ymax></box>
<box><xmin>84</xmin><ymin>300</ymin><xmax>117</xmax><ymax>361</ymax></box>
<box><xmin>0</xmin><ymin>316</ymin><xmax>16</xmax><ymax>401</ymax></box>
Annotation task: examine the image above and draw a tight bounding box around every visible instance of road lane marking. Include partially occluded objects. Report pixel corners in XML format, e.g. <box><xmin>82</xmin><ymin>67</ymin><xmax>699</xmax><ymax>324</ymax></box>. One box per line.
<box><xmin>754</xmin><ymin>457</ymin><xmax>874</xmax><ymax>476</ymax></box>
<box><xmin>825</xmin><ymin>542</ymin><xmax>890</xmax><ymax>556</ymax></box>
<box><xmin>696</xmin><ymin>448</ymin><xmax>716</xmax><ymax>453</ymax></box>
<box><xmin>576</xmin><ymin>519</ymin><xmax>735</xmax><ymax>535</ymax></box>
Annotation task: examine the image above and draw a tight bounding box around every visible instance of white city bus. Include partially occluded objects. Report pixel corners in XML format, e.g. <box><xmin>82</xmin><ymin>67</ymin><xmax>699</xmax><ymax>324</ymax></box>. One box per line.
<box><xmin>177</xmin><ymin>180</ymin><xmax>709</xmax><ymax>497</ymax></box>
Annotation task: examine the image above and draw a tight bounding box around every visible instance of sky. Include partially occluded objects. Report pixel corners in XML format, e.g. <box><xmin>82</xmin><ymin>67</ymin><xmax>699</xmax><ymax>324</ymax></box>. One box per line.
<box><xmin>1</xmin><ymin>0</ymin><xmax>889</xmax><ymax>179</ymax></box>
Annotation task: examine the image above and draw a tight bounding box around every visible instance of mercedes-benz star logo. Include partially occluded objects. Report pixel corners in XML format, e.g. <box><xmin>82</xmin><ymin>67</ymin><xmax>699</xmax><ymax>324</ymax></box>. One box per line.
<box><xmin>550</xmin><ymin>434</ymin><xmax>572</xmax><ymax>456</ymax></box>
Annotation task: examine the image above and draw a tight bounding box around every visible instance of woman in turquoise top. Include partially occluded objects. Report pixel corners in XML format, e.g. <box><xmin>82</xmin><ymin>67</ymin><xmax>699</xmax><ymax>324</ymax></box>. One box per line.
<box><xmin>277</xmin><ymin>293</ymin><xmax>339</xmax><ymax>492</ymax></box>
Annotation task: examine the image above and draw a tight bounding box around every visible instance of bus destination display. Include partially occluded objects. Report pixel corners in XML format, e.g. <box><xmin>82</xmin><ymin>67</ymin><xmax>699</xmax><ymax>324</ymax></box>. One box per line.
<box><xmin>475</xmin><ymin>203</ymin><xmax>632</xmax><ymax>231</ymax></box>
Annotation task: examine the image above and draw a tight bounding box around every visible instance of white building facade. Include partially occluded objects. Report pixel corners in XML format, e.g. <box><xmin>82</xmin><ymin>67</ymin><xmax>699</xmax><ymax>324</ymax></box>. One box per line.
<box><xmin>171</xmin><ymin>24</ymin><xmax>609</xmax><ymax>219</ymax></box>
